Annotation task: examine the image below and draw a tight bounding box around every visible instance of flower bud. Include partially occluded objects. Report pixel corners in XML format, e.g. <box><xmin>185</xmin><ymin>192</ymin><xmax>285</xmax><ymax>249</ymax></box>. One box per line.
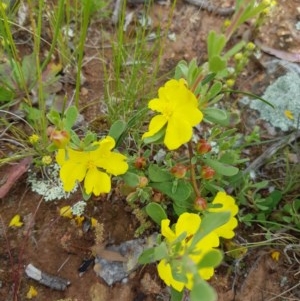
<box><xmin>50</xmin><ymin>129</ymin><xmax>70</xmax><ymax>149</ymax></box>
<box><xmin>138</xmin><ymin>176</ymin><xmax>149</xmax><ymax>188</ymax></box>
<box><xmin>170</xmin><ymin>164</ymin><xmax>187</xmax><ymax>179</ymax></box>
<box><xmin>234</xmin><ymin>52</ymin><xmax>243</xmax><ymax>61</ymax></box>
<box><xmin>42</xmin><ymin>155</ymin><xmax>52</xmax><ymax>165</ymax></box>
<box><xmin>153</xmin><ymin>192</ymin><xmax>163</xmax><ymax>203</ymax></box>
<box><xmin>135</xmin><ymin>157</ymin><xmax>147</xmax><ymax>169</ymax></box>
<box><xmin>194</xmin><ymin>197</ymin><xmax>207</xmax><ymax>211</ymax></box>
<box><xmin>196</xmin><ymin>139</ymin><xmax>212</xmax><ymax>154</ymax></box>
<box><xmin>201</xmin><ymin>166</ymin><xmax>215</xmax><ymax>180</ymax></box>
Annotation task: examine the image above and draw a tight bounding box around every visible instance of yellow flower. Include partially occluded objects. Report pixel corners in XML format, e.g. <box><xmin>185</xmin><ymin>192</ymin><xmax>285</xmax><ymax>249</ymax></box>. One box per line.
<box><xmin>9</xmin><ymin>214</ymin><xmax>23</xmax><ymax>228</ymax></box>
<box><xmin>26</xmin><ymin>286</ymin><xmax>38</xmax><ymax>299</ymax></box>
<box><xmin>284</xmin><ymin>110</ymin><xmax>294</xmax><ymax>120</ymax></box>
<box><xmin>157</xmin><ymin>213</ymin><xmax>219</xmax><ymax>292</ymax></box>
<box><xmin>142</xmin><ymin>79</ymin><xmax>203</xmax><ymax>150</ymax></box>
<box><xmin>208</xmin><ymin>192</ymin><xmax>238</xmax><ymax>239</ymax></box>
<box><xmin>56</xmin><ymin>136</ymin><xmax>128</xmax><ymax>196</ymax></box>
<box><xmin>28</xmin><ymin>134</ymin><xmax>40</xmax><ymax>144</ymax></box>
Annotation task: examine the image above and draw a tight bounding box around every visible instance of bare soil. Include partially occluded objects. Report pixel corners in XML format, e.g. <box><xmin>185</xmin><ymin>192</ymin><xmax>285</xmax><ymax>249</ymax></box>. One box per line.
<box><xmin>1</xmin><ymin>0</ymin><xmax>300</xmax><ymax>301</ymax></box>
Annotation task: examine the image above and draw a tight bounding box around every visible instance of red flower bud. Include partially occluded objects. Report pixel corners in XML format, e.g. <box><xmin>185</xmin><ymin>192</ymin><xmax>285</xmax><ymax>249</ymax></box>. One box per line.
<box><xmin>50</xmin><ymin>129</ymin><xmax>70</xmax><ymax>149</ymax></box>
<box><xmin>153</xmin><ymin>192</ymin><xmax>163</xmax><ymax>203</ymax></box>
<box><xmin>194</xmin><ymin>197</ymin><xmax>207</xmax><ymax>211</ymax></box>
<box><xmin>170</xmin><ymin>164</ymin><xmax>187</xmax><ymax>179</ymax></box>
<box><xmin>196</xmin><ymin>139</ymin><xmax>212</xmax><ymax>154</ymax></box>
<box><xmin>134</xmin><ymin>157</ymin><xmax>147</xmax><ymax>169</ymax></box>
<box><xmin>201</xmin><ymin>166</ymin><xmax>215</xmax><ymax>180</ymax></box>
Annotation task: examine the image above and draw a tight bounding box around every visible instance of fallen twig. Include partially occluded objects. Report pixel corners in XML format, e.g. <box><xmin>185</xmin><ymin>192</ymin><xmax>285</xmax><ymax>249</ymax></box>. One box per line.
<box><xmin>25</xmin><ymin>263</ymin><xmax>71</xmax><ymax>291</ymax></box>
<box><xmin>243</xmin><ymin>131</ymin><xmax>300</xmax><ymax>174</ymax></box>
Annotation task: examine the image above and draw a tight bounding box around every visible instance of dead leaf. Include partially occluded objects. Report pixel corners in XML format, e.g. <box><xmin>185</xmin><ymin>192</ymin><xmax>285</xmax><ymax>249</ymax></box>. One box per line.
<box><xmin>0</xmin><ymin>157</ymin><xmax>32</xmax><ymax>199</ymax></box>
<box><xmin>91</xmin><ymin>245</ymin><xmax>127</xmax><ymax>262</ymax></box>
<box><xmin>255</xmin><ymin>39</ymin><xmax>300</xmax><ymax>62</ymax></box>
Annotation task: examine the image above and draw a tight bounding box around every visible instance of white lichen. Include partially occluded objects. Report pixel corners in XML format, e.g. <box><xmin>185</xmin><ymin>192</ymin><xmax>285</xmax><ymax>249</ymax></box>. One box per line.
<box><xmin>71</xmin><ymin>201</ymin><xmax>86</xmax><ymax>216</ymax></box>
<box><xmin>241</xmin><ymin>71</ymin><xmax>300</xmax><ymax>131</ymax></box>
<box><xmin>28</xmin><ymin>163</ymin><xmax>78</xmax><ymax>201</ymax></box>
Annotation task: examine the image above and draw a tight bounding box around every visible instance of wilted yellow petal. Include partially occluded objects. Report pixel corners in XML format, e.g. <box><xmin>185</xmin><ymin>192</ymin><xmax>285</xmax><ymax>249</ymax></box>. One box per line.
<box><xmin>74</xmin><ymin>216</ymin><xmax>84</xmax><ymax>226</ymax></box>
<box><xmin>271</xmin><ymin>250</ymin><xmax>280</xmax><ymax>262</ymax></box>
<box><xmin>284</xmin><ymin>110</ymin><xmax>294</xmax><ymax>120</ymax></box>
<box><xmin>91</xmin><ymin>217</ymin><xmax>98</xmax><ymax>228</ymax></box>
<box><xmin>26</xmin><ymin>286</ymin><xmax>38</xmax><ymax>299</ymax></box>
<box><xmin>59</xmin><ymin>206</ymin><xmax>73</xmax><ymax>219</ymax></box>
<box><xmin>9</xmin><ymin>214</ymin><xmax>23</xmax><ymax>228</ymax></box>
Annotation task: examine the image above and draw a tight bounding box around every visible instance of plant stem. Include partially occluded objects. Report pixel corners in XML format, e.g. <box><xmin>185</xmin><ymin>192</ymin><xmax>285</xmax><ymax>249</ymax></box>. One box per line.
<box><xmin>188</xmin><ymin>141</ymin><xmax>201</xmax><ymax>198</ymax></box>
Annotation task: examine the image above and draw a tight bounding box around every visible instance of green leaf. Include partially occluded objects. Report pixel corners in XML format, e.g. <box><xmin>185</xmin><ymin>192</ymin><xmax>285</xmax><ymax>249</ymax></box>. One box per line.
<box><xmin>170</xmin><ymin>287</ymin><xmax>184</xmax><ymax>301</ymax></box>
<box><xmin>150</xmin><ymin>180</ymin><xmax>192</xmax><ymax>202</ymax></box>
<box><xmin>143</xmin><ymin>125</ymin><xmax>166</xmax><ymax>145</ymax></box>
<box><xmin>201</xmin><ymin>73</ymin><xmax>216</xmax><ymax>86</ymax></box>
<box><xmin>207</xmin><ymin>31</ymin><xmax>226</xmax><ymax>57</ymax></box>
<box><xmin>83</xmin><ymin>131</ymin><xmax>97</xmax><ymax>146</ymax></box>
<box><xmin>223</xmin><ymin>40</ymin><xmax>246</xmax><ymax>59</ymax></box>
<box><xmin>64</xmin><ymin>106</ymin><xmax>78</xmax><ymax>130</ymax></box>
<box><xmin>47</xmin><ymin>109</ymin><xmax>61</xmax><ymax>126</ymax></box>
<box><xmin>222</xmin><ymin>89</ymin><xmax>274</xmax><ymax>108</ymax></box>
<box><xmin>203</xmin><ymin>158</ymin><xmax>239</xmax><ymax>176</ymax></box>
<box><xmin>174</xmin><ymin>60</ymin><xmax>189</xmax><ymax>79</ymax></box>
<box><xmin>108</xmin><ymin>120</ymin><xmax>127</xmax><ymax>142</ymax></box>
<box><xmin>154</xmin><ymin>242</ymin><xmax>169</xmax><ymax>261</ymax></box>
<box><xmin>197</xmin><ymin>249</ymin><xmax>223</xmax><ymax>269</ymax></box>
<box><xmin>145</xmin><ymin>202</ymin><xmax>167</xmax><ymax>226</ymax></box>
<box><xmin>203</xmin><ymin>107</ymin><xmax>228</xmax><ymax>124</ymax></box>
<box><xmin>0</xmin><ymin>86</ymin><xmax>14</xmax><ymax>102</ymax></box>
<box><xmin>190</xmin><ymin>212</ymin><xmax>230</xmax><ymax>249</ymax></box>
<box><xmin>206</xmin><ymin>81</ymin><xmax>222</xmax><ymax>100</ymax></box>
<box><xmin>122</xmin><ymin>172</ymin><xmax>140</xmax><ymax>187</ymax></box>
<box><xmin>190</xmin><ymin>276</ymin><xmax>217</xmax><ymax>301</ymax></box>
<box><xmin>138</xmin><ymin>247</ymin><xmax>156</xmax><ymax>264</ymax></box>
<box><xmin>148</xmin><ymin>164</ymin><xmax>172</xmax><ymax>182</ymax></box>
<box><xmin>209</xmin><ymin>55</ymin><xmax>227</xmax><ymax>73</ymax></box>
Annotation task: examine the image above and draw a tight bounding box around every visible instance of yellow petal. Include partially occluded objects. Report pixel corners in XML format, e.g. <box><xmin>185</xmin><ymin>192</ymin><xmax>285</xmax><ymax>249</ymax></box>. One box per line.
<box><xmin>142</xmin><ymin>115</ymin><xmax>167</xmax><ymax>139</ymax></box>
<box><xmin>59</xmin><ymin>206</ymin><xmax>73</xmax><ymax>219</ymax></box>
<box><xmin>92</xmin><ymin>137</ymin><xmax>128</xmax><ymax>176</ymax></box>
<box><xmin>161</xmin><ymin>219</ymin><xmax>176</xmax><ymax>242</ymax></box>
<box><xmin>175</xmin><ymin>213</ymin><xmax>201</xmax><ymax>238</ymax></box>
<box><xmin>164</xmin><ymin>117</ymin><xmax>194</xmax><ymax>150</ymax></box>
<box><xmin>60</xmin><ymin>161</ymin><xmax>87</xmax><ymax>192</ymax></box>
<box><xmin>209</xmin><ymin>192</ymin><xmax>239</xmax><ymax>239</ymax></box>
<box><xmin>26</xmin><ymin>286</ymin><xmax>38</xmax><ymax>299</ymax></box>
<box><xmin>84</xmin><ymin>167</ymin><xmax>111</xmax><ymax>196</ymax></box>
<box><xmin>8</xmin><ymin>214</ymin><xmax>23</xmax><ymax>228</ymax></box>
<box><xmin>157</xmin><ymin>260</ymin><xmax>184</xmax><ymax>292</ymax></box>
